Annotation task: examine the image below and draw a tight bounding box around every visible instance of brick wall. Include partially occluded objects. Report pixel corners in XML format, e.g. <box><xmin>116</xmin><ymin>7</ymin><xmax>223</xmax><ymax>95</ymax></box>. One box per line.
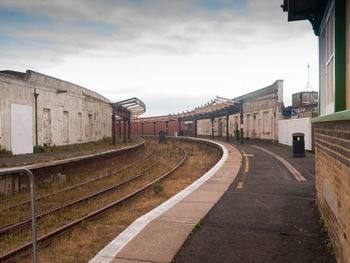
<box><xmin>124</xmin><ymin>120</ymin><xmax>186</xmax><ymax>136</ymax></box>
<box><xmin>314</xmin><ymin>120</ymin><xmax>350</xmax><ymax>263</ymax></box>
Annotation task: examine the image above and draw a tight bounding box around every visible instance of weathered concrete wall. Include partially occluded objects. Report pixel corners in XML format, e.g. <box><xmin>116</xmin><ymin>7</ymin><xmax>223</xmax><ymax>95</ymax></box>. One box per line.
<box><xmin>278</xmin><ymin>118</ymin><xmax>312</xmax><ymax>151</ymax></box>
<box><xmin>0</xmin><ymin>70</ymin><xmax>112</xmax><ymax>154</ymax></box>
<box><xmin>314</xmin><ymin>120</ymin><xmax>350</xmax><ymax>263</ymax></box>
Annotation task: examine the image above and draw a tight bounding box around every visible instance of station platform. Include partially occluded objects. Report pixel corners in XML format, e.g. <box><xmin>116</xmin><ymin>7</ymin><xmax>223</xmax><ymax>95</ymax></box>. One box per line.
<box><xmin>0</xmin><ymin>141</ymin><xmax>143</xmax><ymax>168</ymax></box>
<box><xmin>90</xmin><ymin>139</ymin><xmax>335</xmax><ymax>263</ymax></box>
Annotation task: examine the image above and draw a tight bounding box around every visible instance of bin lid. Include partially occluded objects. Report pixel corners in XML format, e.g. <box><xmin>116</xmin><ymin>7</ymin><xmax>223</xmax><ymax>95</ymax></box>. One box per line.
<box><xmin>292</xmin><ymin>133</ymin><xmax>304</xmax><ymax>136</ymax></box>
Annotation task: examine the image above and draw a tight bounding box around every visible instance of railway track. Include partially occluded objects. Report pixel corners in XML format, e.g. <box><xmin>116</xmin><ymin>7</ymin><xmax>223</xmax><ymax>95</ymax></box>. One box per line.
<box><xmin>0</xmin><ymin>149</ymin><xmax>167</xmax><ymax>236</ymax></box>
<box><xmin>0</xmin><ymin>146</ymin><xmax>187</xmax><ymax>263</ymax></box>
<box><xmin>1</xmin><ymin>149</ymin><xmax>155</xmax><ymax>212</ymax></box>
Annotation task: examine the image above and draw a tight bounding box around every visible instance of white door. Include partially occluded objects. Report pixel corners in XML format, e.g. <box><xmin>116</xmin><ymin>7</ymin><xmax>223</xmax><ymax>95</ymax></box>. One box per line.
<box><xmin>11</xmin><ymin>104</ymin><xmax>33</xmax><ymax>155</ymax></box>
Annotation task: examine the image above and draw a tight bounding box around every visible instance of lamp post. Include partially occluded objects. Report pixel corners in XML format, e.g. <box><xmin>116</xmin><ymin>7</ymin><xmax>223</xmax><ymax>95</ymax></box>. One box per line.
<box><xmin>33</xmin><ymin>89</ymin><xmax>39</xmax><ymax>148</ymax></box>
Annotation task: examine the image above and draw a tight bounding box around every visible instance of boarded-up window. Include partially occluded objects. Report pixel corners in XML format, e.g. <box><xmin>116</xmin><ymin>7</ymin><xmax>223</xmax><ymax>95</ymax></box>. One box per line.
<box><xmin>43</xmin><ymin>108</ymin><xmax>52</xmax><ymax>144</ymax></box>
<box><xmin>78</xmin><ymin>112</ymin><xmax>83</xmax><ymax>141</ymax></box>
<box><xmin>87</xmin><ymin>114</ymin><xmax>93</xmax><ymax>141</ymax></box>
<box><xmin>63</xmin><ymin>111</ymin><xmax>69</xmax><ymax>141</ymax></box>
<box><xmin>263</xmin><ymin>112</ymin><xmax>269</xmax><ymax>133</ymax></box>
<box><xmin>246</xmin><ymin>115</ymin><xmax>250</xmax><ymax>136</ymax></box>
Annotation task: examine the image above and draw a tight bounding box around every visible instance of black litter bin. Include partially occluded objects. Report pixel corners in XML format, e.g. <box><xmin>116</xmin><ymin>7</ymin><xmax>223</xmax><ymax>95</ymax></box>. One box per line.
<box><xmin>292</xmin><ymin>133</ymin><xmax>305</xmax><ymax>157</ymax></box>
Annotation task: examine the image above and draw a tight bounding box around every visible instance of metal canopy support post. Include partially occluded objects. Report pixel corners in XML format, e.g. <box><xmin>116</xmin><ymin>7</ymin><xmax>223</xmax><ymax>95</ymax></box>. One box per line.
<box><xmin>112</xmin><ymin>111</ymin><xmax>116</xmax><ymax>146</ymax></box>
<box><xmin>240</xmin><ymin>102</ymin><xmax>244</xmax><ymax>144</ymax></box>
<box><xmin>141</xmin><ymin>123</ymin><xmax>144</xmax><ymax>136</ymax></box>
<box><xmin>226</xmin><ymin>111</ymin><xmax>229</xmax><ymax>142</ymax></box>
<box><xmin>123</xmin><ymin>116</ymin><xmax>126</xmax><ymax>143</ymax></box>
<box><xmin>127</xmin><ymin>119</ymin><xmax>131</xmax><ymax>139</ymax></box>
<box><xmin>211</xmin><ymin>117</ymin><xmax>214</xmax><ymax>139</ymax></box>
<box><xmin>153</xmin><ymin>122</ymin><xmax>156</xmax><ymax>136</ymax></box>
<box><xmin>165</xmin><ymin>121</ymin><xmax>168</xmax><ymax>136</ymax></box>
<box><xmin>0</xmin><ymin>168</ymin><xmax>37</xmax><ymax>263</ymax></box>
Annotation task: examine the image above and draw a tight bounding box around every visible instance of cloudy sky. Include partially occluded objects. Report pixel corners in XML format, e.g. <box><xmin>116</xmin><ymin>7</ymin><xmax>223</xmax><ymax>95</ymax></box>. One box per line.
<box><xmin>0</xmin><ymin>0</ymin><xmax>318</xmax><ymax>117</ymax></box>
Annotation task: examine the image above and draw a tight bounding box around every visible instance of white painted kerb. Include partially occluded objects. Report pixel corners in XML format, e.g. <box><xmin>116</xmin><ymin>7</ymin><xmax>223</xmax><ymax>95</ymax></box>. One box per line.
<box><xmin>89</xmin><ymin>139</ymin><xmax>228</xmax><ymax>263</ymax></box>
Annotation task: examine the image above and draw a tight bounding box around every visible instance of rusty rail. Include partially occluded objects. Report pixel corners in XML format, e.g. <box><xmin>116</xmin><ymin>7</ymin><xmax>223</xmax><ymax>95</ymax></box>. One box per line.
<box><xmin>0</xmin><ymin>149</ymin><xmax>166</xmax><ymax>236</ymax></box>
<box><xmin>2</xmin><ymin>149</ymin><xmax>155</xmax><ymax>212</ymax></box>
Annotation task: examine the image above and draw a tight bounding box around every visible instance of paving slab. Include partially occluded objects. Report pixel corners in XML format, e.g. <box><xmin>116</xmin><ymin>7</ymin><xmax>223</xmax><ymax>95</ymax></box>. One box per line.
<box><xmin>116</xmin><ymin>221</ymin><xmax>194</xmax><ymax>263</ymax></box>
<box><xmin>156</xmin><ymin>201</ymin><xmax>215</xmax><ymax>224</ymax></box>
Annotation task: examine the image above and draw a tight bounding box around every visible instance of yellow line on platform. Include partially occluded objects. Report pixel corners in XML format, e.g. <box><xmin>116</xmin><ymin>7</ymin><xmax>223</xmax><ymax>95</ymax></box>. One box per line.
<box><xmin>237</xmin><ymin>181</ymin><xmax>244</xmax><ymax>189</ymax></box>
<box><xmin>242</xmin><ymin>149</ymin><xmax>249</xmax><ymax>173</ymax></box>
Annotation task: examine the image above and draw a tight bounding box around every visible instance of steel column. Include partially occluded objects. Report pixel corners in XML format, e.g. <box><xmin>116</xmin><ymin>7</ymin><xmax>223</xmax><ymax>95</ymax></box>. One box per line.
<box><xmin>112</xmin><ymin>111</ymin><xmax>116</xmax><ymax>146</ymax></box>
<box><xmin>226</xmin><ymin>111</ymin><xmax>229</xmax><ymax>142</ymax></box>
<box><xmin>211</xmin><ymin>117</ymin><xmax>214</xmax><ymax>139</ymax></box>
<box><xmin>240</xmin><ymin>102</ymin><xmax>244</xmax><ymax>144</ymax></box>
<box><xmin>123</xmin><ymin>116</ymin><xmax>126</xmax><ymax>143</ymax></box>
<box><xmin>128</xmin><ymin>119</ymin><xmax>131</xmax><ymax>139</ymax></box>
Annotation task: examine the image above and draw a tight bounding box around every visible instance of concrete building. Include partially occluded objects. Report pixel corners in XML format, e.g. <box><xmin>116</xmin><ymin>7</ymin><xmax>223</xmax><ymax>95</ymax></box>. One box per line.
<box><xmin>284</xmin><ymin>1</ymin><xmax>350</xmax><ymax>262</ymax></box>
<box><xmin>197</xmin><ymin>80</ymin><xmax>284</xmax><ymax>141</ymax></box>
<box><xmin>0</xmin><ymin>70</ymin><xmax>112</xmax><ymax>155</ymax></box>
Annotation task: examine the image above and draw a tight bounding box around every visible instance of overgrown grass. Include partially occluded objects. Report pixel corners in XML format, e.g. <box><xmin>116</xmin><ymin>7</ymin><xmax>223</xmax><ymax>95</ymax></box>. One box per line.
<box><xmin>0</xmin><ymin>147</ymin><xmax>12</xmax><ymax>157</ymax></box>
<box><xmin>33</xmin><ymin>137</ymin><xmax>141</xmax><ymax>153</ymax></box>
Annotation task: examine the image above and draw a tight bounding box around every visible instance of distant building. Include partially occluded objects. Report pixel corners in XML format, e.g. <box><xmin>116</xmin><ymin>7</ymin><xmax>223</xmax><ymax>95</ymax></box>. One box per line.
<box><xmin>282</xmin><ymin>91</ymin><xmax>318</xmax><ymax>119</ymax></box>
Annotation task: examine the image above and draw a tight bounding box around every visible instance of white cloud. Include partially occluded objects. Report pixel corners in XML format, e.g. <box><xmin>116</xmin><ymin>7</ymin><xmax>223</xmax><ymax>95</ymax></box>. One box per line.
<box><xmin>0</xmin><ymin>0</ymin><xmax>319</xmax><ymax>116</ymax></box>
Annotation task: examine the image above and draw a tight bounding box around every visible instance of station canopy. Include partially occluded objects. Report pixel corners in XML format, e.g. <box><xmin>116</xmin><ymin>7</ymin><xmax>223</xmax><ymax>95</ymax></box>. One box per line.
<box><xmin>132</xmin><ymin>96</ymin><xmax>239</xmax><ymax>123</ymax></box>
<box><xmin>111</xmin><ymin>97</ymin><xmax>146</xmax><ymax>119</ymax></box>
<box><xmin>172</xmin><ymin>96</ymin><xmax>239</xmax><ymax>121</ymax></box>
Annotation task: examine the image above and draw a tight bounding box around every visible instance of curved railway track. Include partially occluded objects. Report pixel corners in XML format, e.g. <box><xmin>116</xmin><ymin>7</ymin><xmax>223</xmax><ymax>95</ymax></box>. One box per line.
<box><xmin>0</xmin><ymin>146</ymin><xmax>187</xmax><ymax>263</ymax></box>
<box><xmin>0</xmin><ymin>149</ymin><xmax>167</xmax><ymax>236</ymax></box>
<box><xmin>1</xmin><ymin>149</ymin><xmax>155</xmax><ymax>212</ymax></box>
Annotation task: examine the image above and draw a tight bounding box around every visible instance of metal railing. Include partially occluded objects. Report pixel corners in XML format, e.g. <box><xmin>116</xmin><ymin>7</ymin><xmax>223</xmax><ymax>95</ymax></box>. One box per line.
<box><xmin>0</xmin><ymin>167</ymin><xmax>37</xmax><ymax>263</ymax></box>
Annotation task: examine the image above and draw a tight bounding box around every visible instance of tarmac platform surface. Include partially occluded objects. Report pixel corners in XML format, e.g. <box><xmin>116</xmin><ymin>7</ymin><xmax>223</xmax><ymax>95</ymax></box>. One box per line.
<box><xmin>174</xmin><ymin>140</ymin><xmax>335</xmax><ymax>263</ymax></box>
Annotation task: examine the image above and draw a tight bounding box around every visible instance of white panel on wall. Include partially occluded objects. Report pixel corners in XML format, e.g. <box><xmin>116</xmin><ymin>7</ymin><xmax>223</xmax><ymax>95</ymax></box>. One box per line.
<box><xmin>11</xmin><ymin>104</ymin><xmax>33</xmax><ymax>155</ymax></box>
<box><xmin>0</xmin><ymin>114</ymin><xmax>2</xmax><ymax>139</ymax></box>
<box><xmin>278</xmin><ymin>118</ymin><xmax>312</xmax><ymax>151</ymax></box>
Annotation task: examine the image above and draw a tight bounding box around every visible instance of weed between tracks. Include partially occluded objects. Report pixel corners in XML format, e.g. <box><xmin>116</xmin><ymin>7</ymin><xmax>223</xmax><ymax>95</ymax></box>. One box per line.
<box><xmin>3</xmin><ymin>139</ymin><xmax>221</xmax><ymax>263</ymax></box>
